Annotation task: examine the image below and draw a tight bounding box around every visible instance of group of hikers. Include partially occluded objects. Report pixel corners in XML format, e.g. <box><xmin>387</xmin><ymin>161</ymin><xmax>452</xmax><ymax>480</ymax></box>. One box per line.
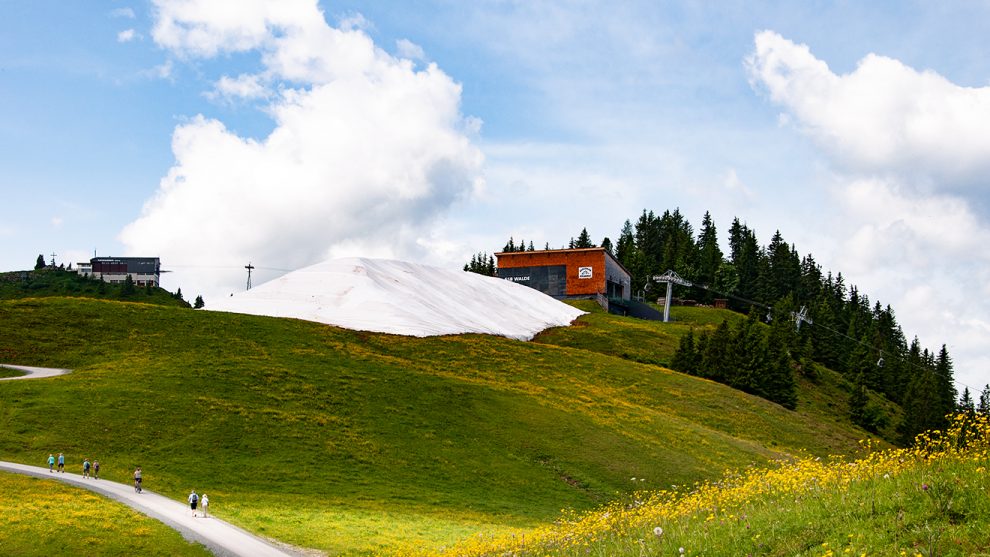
<box><xmin>45</xmin><ymin>453</ymin><xmax>209</xmax><ymax>518</ymax></box>
<box><xmin>47</xmin><ymin>452</ymin><xmax>99</xmax><ymax>479</ymax></box>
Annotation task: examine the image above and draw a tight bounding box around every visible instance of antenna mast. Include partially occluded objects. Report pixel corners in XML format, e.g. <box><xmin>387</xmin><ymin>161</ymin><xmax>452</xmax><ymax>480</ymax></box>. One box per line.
<box><xmin>245</xmin><ymin>262</ymin><xmax>255</xmax><ymax>290</ymax></box>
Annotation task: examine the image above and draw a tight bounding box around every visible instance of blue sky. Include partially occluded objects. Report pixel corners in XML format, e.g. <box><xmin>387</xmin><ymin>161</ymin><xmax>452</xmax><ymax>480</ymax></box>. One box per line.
<box><xmin>2</xmin><ymin>1</ymin><xmax>988</xmax><ymax>391</ymax></box>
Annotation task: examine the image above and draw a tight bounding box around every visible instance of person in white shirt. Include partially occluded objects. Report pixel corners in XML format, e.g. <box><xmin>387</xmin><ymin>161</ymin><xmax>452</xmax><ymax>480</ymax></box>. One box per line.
<box><xmin>201</xmin><ymin>493</ymin><xmax>209</xmax><ymax>518</ymax></box>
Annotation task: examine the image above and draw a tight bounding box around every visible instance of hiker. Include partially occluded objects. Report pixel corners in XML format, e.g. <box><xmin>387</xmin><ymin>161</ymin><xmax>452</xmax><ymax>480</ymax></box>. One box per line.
<box><xmin>201</xmin><ymin>493</ymin><xmax>209</xmax><ymax>518</ymax></box>
<box><xmin>188</xmin><ymin>490</ymin><xmax>199</xmax><ymax>517</ymax></box>
<box><xmin>57</xmin><ymin>453</ymin><xmax>65</xmax><ymax>473</ymax></box>
<box><xmin>93</xmin><ymin>460</ymin><xmax>100</xmax><ymax>480</ymax></box>
<box><xmin>82</xmin><ymin>458</ymin><xmax>91</xmax><ymax>478</ymax></box>
<box><xmin>134</xmin><ymin>467</ymin><xmax>143</xmax><ymax>493</ymax></box>
<box><xmin>47</xmin><ymin>454</ymin><xmax>55</xmax><ymax>473</ymax></box>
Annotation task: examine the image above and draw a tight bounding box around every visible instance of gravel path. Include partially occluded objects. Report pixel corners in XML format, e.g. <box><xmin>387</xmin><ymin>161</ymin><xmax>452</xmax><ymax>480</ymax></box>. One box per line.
<box><xmin>0</xmin><ymin>364</ymin><xmax>71</xmax><ymax>381</ymax></box>
<box><xmin>0</xmin><ymin>461</ymin><xmax>299</xmax><ymax>557</ymax></box>
<box><xmin>0</xmin><ymin>364</ymin><xmax>301</xmax><ymax>557</ymax></box>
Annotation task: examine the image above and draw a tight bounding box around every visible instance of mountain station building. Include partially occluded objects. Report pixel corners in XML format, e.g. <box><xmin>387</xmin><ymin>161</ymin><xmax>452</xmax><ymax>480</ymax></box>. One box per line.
<box><xmin>76</xmin><ymin>257</ymin><xmax>162</xmax><ymax>287</ymax></box>
<box><xmin>495</xmin><ymin>247</ymin><xmax>632</xmax><ymax>302</ymax></box>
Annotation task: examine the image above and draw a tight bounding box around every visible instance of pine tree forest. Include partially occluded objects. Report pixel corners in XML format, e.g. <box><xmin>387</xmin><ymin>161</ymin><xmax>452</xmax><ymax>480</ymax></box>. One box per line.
<box><xmin>479</xmin><ymin>208</ymin><xmax>970</xmax><ymax>446</ymax></box>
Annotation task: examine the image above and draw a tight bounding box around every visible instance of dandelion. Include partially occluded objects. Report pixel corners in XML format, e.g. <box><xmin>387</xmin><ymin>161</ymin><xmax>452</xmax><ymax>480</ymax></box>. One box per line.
<box><xmin>652</xmin><ymin>526</ymin><xmax>663</xmax><ymax>537</ymax></box>
<box><xmin>679</xmin><ymin>547</ymin><xmax>685</xmax><ymax>554</ymax></box>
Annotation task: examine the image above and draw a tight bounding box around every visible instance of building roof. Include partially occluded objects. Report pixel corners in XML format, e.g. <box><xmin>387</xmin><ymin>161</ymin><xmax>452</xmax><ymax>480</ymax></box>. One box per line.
<box><xmin>494</xmin><ymin>247</ymin><xmax>631</xmax><ymax>277</ymax></box>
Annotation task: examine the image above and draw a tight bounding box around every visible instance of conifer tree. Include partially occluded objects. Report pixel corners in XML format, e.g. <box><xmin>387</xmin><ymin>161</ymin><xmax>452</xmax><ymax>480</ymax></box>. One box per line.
<box><xmin>671</xmin><ymin>329</ymin><xmax>699</xmax><ymax>375</ymax></box>
<box><xmin>700</xmin><ymin>320</ymin><xmax>733</xmax><ymax>383</ymax></box>
<box><xmin>958</xmin><ymin>387</ymin><xmax>975</xmax><ymax>414</ymax></box>
<box><xmin>574</xmin><ymin>228</ymin><xmax>594</xmax><ymax>248</ymax></box>
<box><xmin>35</xmin><ymin>254</ymin><xmax>46</xmax><ymax>270</ymax></box>
<box><xmin>121</xmin><ymin>275</ymin><xmax>135</xmax><ymax>296</ymax></box>
<box><xmin>695</xmin><ymin>211</ymin><xmax>721</xmax><ymax>302</ymax></box>
<box><xmin>528</xmin><ymin>241</ymin><xmax>535</xmax><ymax>252</ymax></box>
<box><xmin>194</xmin><ymin>295</ymin><xmax>205</xmax><ymax>309</ymax></box>
<box><xmin>898</xmin><ymin>370</ymin><xmax>943</xmax><ymax>445</ymax></box>
<box><xmin>978</xmin><ymin>385</ymin><xmax>990</xmax><ymax>416</ymax></box>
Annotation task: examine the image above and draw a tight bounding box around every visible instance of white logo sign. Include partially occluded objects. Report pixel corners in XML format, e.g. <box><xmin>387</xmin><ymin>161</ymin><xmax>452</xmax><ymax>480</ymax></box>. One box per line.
<box><xmin>578</xmin><ymin>266</ymin><xmax>593</xmax><ymax>279</ymax></box>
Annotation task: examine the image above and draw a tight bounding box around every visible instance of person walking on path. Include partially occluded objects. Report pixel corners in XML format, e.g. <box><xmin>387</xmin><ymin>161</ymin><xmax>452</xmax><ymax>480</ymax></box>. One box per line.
<box><xmin>47</xmin><ymin>454</ymin><xmax>55</xmax><ymax>473</ymax></box>
<box><xmin>134</xmin><ymin>467</ymin><xmax>142</xmax><ymax>493</ymax></box>
<box><xmin>188</xmin><ymin>490</ymin><xmax>199</xmax><ymax>517</ymax></box>
<box><xmin>82</xmin><ymin>458</ymin><xmax>91</xmax><ymax>478</ymax></box>
<box><xmin>201</xmin><ymin>493</ymin><xmax>209</xmax><ymax>518</ymax></box>
<box><xmin>57</xmin><ymin>453</ymin><xmax>64</xmax><ymax>473</ymax></box>
<box><xmin>93</xmin><ymin>460</ymin><xmax>100</xmax><ymax>480</ymax></box>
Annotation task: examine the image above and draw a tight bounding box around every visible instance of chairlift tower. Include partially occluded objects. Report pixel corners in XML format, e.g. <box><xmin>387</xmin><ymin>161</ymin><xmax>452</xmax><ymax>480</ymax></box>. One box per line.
<box><xmin>792</xmin><ymin>305</ymin><xmax>813</xmax><ymax>331</ymax></box>
<box><xmin>245</xmin><ymin>262</ymin><xmax>255</xmax><ymax>290</ymax></box>
<box><xmin>652</xmin><ymin>270</ymin><xmax>692</xmax><ymax>323</ymax></box>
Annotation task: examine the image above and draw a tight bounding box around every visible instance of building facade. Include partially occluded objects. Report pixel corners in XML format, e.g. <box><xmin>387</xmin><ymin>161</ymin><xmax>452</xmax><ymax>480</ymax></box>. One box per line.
<box><xmin>77</xmin><ymin>257</ymin><xmax>161</xmax><ymax>287</ymax></box>
<box><xmin>495</xmin><ymin>248</ymin><xmax>631</xmax><ymax>300</ymax></box>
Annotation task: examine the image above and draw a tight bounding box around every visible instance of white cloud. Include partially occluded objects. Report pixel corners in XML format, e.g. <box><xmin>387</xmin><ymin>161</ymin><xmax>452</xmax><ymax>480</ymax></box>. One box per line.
<box><xmin>208</xmin><ymin>73</ymin><xmax>270</xmax><ymax>100</ymax></box>
<box><xmin>123</xmin><ymin>0</ymin><xmax>483</xmax><ymax>301</ymax></box>
<box><xmin>747</xmin><ymin>31</ymin><xmax>990</xmax><ymax>392</ymax></box>
<box><xmin>51</xmin><ymin>216</ymin><xmax>63</xmax><ymax>228</ymax></box>
<box><xmin>396</xmin><ymin>39</ymin><xmax>426</xmax><ymax>62</ymax></box>
<box><xmin>110</xmin><ymin>7</ymin><xmax>136</xmax><ymax>19</ymax></box>
<box><xmin>747</xmin><ymin>30</ymin><xmax>990</xmax><ymax>189</ymax></box>
<box><xmin>117</xmin><ymin>29</ymin><xmax>137</xmax><ymax>43</ymax></box>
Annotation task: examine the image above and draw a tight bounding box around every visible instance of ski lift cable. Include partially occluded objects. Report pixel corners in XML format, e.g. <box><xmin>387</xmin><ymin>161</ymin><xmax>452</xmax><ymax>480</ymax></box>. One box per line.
<box><xmin>671</xmin><ymin>278</ymin><xmax>978</xmax><ymax>394</ymax></box>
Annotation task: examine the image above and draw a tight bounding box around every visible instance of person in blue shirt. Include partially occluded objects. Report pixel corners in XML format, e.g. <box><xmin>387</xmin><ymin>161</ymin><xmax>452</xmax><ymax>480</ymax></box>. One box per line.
<box><xmin>82</xmin><ymin>458</ymin><xmax>91</xmax><ymax>478</ymax></box>
<box><xmin>57</xmin><ymin>453</ymin><xmax>65</xmax><ymax>473</ymax></box>
<box><xmin>47</xmin><ymin>454</ymin><xmax>55</xmax><ymax>472</ymax></box>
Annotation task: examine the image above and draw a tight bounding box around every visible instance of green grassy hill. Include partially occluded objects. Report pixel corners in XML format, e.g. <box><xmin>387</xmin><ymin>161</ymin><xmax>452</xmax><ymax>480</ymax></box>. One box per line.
<box><xmin>0</xmin><ymin>296</ymin><xmax>888</xmax><ymax>555</ymax></box>
<box><xmin>0</xmin><ymin>268</ymin><xmax>190</xmax><ymax>307</ymax></box>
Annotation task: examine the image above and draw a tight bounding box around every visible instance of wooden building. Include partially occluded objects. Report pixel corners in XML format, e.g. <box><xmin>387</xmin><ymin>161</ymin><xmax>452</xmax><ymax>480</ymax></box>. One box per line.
<box><xmin>495</xmin><ymin>247</ymin><xmax>631</xmax><ymax>301</ymax></box>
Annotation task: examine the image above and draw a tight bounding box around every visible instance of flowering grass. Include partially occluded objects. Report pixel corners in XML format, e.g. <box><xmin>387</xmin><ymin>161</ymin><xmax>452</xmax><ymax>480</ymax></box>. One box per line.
<box><xmin>0</xmin><ymin>471</ymin><xmax>211</xmax><ymax>556</ymax></box>
<box><xmin>408</xmin><ymin>414</ymin><xmax>990</xmax><ymax>556</ymax></box>
<box><xmin>0</xmin><ymin>297</ymin><xmax>887</xmax><ymax>555</ymax></box>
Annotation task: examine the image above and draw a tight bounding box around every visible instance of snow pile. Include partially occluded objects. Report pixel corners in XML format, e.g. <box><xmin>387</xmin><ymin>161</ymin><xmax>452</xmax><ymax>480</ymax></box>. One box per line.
<box><xmin>207</xmin><ymin>258</ymin><xmax>585</xmax><ymax>340</ymax></box>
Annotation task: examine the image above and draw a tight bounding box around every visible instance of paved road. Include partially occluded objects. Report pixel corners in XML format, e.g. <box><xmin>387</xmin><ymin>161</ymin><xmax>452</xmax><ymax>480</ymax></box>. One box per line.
<box><xmin>0</xmin><ymin>364</ymin><xmax>71</xmax><ymax>381</ymax></box>
<box><xmin>0</xmin><ymin>461</ymin><xmax>300</xmax><ymax>557</ymax></box>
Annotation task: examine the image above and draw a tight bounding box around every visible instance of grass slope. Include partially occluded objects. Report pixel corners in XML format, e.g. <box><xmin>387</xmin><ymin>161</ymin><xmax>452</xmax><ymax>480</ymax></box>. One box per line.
<box><xmin>0</xmin><ymin>297</ymin><xmax>878</xmax><ymax>554</ymax></box>
<box><xmin>0</xmin><ymin>268</ymin><xmax>189</xmax><ymax>307</ymax></box>
<box><xmin>537</xmin><ymin>301</ymin><xmax>902</xmax><ymax>444</ymax></box>
<box><xmin>0</xmin><ymin>471</ymin><xmax>211</xmax><ymax>556</ymax></box>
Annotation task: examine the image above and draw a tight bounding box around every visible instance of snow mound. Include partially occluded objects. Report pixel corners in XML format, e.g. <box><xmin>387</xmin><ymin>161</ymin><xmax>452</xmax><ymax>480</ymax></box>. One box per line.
<box><xmin>207</xmin><ymin>258</ymin><xmax>586</xmax><ymax>340</ymax></box>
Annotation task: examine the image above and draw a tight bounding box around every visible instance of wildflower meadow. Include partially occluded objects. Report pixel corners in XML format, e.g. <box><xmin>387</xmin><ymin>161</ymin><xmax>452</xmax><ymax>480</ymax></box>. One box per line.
<box><xmin>403</xmin><ymin>413</ymin><xmax>990</xmax><ymax>556</ymax></box>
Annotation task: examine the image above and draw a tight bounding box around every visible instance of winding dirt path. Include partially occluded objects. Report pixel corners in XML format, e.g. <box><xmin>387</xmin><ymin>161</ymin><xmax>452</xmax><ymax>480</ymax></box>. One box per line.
<box><xmin>0</xmin><ymin>364</ymin><xmax>302</xmax><ymax>556</ymax></box>
<box><xmin>0</xmin><ymin>461</ymin><xmax>299</xmax><ymax>557</ymax></box>
<box><xmin>0</xmin><ymin>364</ymin><xmax>71</xmax><ymax>380</ymax></box>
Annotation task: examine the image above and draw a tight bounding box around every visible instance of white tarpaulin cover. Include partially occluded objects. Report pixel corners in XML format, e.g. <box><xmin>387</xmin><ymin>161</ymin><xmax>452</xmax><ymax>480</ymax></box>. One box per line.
<box><xmin>207</xmin><ymin>258</ymin><xmax>585</xmax><ymax>340</ymax></box>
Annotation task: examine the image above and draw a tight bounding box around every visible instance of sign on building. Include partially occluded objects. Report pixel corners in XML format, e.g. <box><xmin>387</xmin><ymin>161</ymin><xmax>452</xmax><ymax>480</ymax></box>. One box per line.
<box><xmin>578</xmin><ymin>266</ymin><xmax>593</xmax><ymax>279</ymax></box>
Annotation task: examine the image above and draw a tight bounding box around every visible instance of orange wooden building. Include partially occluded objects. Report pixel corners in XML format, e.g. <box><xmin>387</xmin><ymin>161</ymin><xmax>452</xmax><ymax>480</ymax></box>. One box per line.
<box><xmin>495</xmin><ymin>247</ymin><xmax>631</xmax><ymax>300</ymax></box>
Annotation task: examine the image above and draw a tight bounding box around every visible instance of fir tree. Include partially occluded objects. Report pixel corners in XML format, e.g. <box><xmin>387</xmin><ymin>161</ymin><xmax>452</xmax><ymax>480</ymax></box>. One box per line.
<box><xmin>528</xmin><ymin>241</ymin><xmax>535</xmax><ymax>252</ymax></box>
<box><xmin>979</xmin><ymin>385</ymin><xmax>990</xmax><ymax>416</ymax></box>
<box><xmin>35</xmin><ymin>254</ymin><xmax>46</xmax><ymax>270</ymax></box>
<box><xmin>121</xmin><ymin>275</ymin><xmax>135</xmax><ymax>296</ymax></box>
<box><xmin>194</xmin><ymin>295</ymin><xmax>205</xmax><ymax>309</ymax></box>
<box><xmin>174</xmin><ymin>288</ymin><xmax>185</xmax><ymax>302</ymax></box>
<box><xmin>958</xmin><ymin>387</ymin><xmax>975</xmax><ymax>414</ymax></box>
<box><xmin>574</xmin><ymin>228</ymin><xmax>594</xmax><ymax>248</ymax></box>
<box><xmin>898</xmin><ymin>370</ymin><xmax>943</xmax><ymax>445</ymax></box>
<box><xmin>671</xmin><ymin>330</ymin><xmax>699</xmax><ymax>375</ymax></box>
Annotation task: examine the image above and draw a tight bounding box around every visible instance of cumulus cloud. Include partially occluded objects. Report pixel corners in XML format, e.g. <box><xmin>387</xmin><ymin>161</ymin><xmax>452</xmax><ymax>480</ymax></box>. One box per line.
<box><xmin>747</xmin><ymin>31</ymin><xmax>990</xmax><ymax>391</ymax></box>
<box><xmin>122</xmin><ymin>0</ymin><xmax>484</xmax><ymax>299</ymax></box>
<box><xmin>746</xmin><ymin>30</ymin><xmax>990</xmax><ymax>189</ymax></box>
<box><xmin>208</xmin><ymin>73</ymin><xmax>270</xmax><ymax>101</ymax></box>
<box><xmin>117</xmin><ymin>29</ymin><xmax>137</xmax><ymax>43</ymax></box>
<box><xmin>396</xmin><ymin>38</ymin><xmax>426</xmax><ymax>62</ymax></box>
